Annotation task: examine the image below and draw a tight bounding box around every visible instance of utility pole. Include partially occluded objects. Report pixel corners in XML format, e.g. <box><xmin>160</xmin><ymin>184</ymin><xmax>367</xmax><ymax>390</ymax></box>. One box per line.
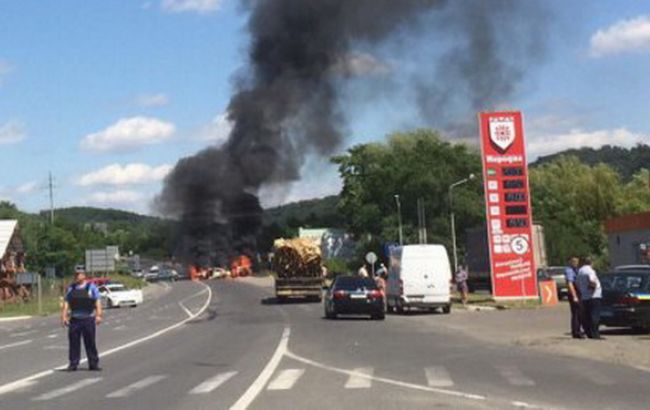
<box><xmin>48</xmin><ymin>172</ymin><xmax>54</xmax><ymax>224</ymax></box>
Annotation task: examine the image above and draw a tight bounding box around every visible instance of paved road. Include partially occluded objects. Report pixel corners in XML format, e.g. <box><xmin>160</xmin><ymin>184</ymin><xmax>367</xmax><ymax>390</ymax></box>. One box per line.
<box><xmin>0</xmin><ymin>278</ymin><xmax>648</xmax><ymax>410</ymax></box>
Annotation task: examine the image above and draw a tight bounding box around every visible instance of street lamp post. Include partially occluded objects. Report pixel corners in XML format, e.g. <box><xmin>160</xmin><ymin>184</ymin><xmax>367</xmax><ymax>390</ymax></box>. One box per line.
<box><xmin>394</xmin><ymin>194</ymin><xmax>403</xmax><ymax>246</ymax></box>
<box><xmin>449</xmin><ymin>174</ymin><xmax>476</xmax><ymax>272</ymax></box>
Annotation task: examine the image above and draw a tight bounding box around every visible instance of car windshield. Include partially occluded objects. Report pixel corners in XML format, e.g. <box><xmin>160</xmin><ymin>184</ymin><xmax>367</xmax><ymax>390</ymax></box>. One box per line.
<box><xmin>333</xmin><ymin>277</ymin><xmax>378</xmax><ymax>291</ymax></box>
<box><xmin>107</xmin><ymin>284</ymin><xmax>126</xmax><ymax>291</ymax></box>
<box><xmin>601</xmin><ymin>274</ymin><xmax>648</xmax><ymax>292</ymax></box>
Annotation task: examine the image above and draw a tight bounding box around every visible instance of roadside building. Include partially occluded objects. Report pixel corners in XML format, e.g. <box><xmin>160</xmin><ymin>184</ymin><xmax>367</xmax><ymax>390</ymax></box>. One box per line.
<box><xmin>605</xmin><ymin>212</ymin><xmax>650</xmax><ymax>267</ymax></box>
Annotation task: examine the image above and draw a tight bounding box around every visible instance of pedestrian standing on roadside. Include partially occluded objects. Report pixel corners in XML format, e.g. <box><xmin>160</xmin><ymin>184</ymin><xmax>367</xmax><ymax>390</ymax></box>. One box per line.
<box><xmin>565</xmin><ymin>256</ymin><xmax>584</xmax><ymax>339</ymax></box>
<box><xmin>576</xmin><ymin>257</ymin><xmax>603</xmax><ymax>340</ymax></box>
<box><xmin>455</xmin><ymin>265</ymin><xmax>469</xmax><ymax>306</ymax></box>
<box><xmin>61</xmin><ymin>270</ymin><xmax>103</xmax><ymax>371</ymax></box>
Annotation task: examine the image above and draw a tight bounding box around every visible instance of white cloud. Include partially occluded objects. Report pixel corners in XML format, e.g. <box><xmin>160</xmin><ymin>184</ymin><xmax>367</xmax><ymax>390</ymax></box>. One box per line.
<box><xmin>590</xmin><ymin>15</ymin><xmax>650</xmax><ymax>57</ymax></box>
<box><xmin>198</xmin><ymin>112</ymin><xmax>232</xmax><ymax>145</ymax></box>
<box><xmin>135</xmin><ymin>93</ymin><xmax>170</xmax><ymax>108</ymax></box>
<box><xmin>80</xmin><ymin>116</ymin><xmax>175</xmax><ymax>153</ymax></box>
<box><xmin>333</xmin><ymin>52</ymin><xmax>392</xmax><ymax>77</ymax></box>
<box><xmin>16</xmin><ymin>181</ymin><xmax>38</xmax><ymax>194</ymax></box>
<box><xmin>78</xmin><ymin>163</ymin><xmax>172</xmax><ymax>186</ymax></box>
<box><xmin>87</xmin><ymin>190</ymin><xmax>145</xmax><ymax>205</ymax></box>
<box><xmin>528</xmin><ymin>127</ymin><xmax>647</xmax><ymax>159</ymax></box>
<box><xmin>0</xmin><ymin>121</ymin><xmax>26</xmax><ymax>144</ymax></box>
<box><xmin>161</xmin><ymin>0</ymin><xmax>222</xmax><ymax>14</ymax></box>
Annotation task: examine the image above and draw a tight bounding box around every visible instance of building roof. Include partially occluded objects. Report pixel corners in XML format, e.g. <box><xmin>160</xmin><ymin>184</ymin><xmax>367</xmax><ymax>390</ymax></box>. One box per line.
<box><xmin>0</xmin><ymin>220</ymin><xmax>18</xmax><ymax>258</ymax></box>
<box><xmin>605</xmin><ymin>212</ymin><xmax>650</xmax><ymax>234</ymax></box>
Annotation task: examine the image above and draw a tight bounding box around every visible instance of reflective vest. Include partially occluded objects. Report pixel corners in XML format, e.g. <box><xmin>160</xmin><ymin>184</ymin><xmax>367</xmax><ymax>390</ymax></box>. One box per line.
<box><xmin>68</xmin><ymin>283</ymin><xmax>96</xmax><ymax>314</ymax></box>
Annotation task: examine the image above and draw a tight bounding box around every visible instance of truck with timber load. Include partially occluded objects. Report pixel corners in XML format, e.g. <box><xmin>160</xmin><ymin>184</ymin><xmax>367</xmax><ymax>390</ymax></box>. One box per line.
<box><xmin>272</xmin><ymin>238</ymin><xmax>323</xmax><ymax>302</ymax></box>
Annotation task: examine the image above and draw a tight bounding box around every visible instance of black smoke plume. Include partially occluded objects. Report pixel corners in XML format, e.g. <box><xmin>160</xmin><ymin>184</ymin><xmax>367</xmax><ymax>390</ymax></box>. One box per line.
<box><xmin>156</xmin><ymin>0</ymin><xmax>548</xmax><ymax>265</ymax></box>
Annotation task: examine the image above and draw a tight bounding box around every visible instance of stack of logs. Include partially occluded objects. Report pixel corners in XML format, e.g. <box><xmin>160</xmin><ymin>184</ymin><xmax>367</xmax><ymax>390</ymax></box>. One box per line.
<box><xmin>1</xmin><ymin>251</ymin><xmax>29</xmax><ymax>304</ymax></box>
<box><xmin>272</xmin><ymin>238</ymin><xmax>322</xmax><ymax>278</ymax></box>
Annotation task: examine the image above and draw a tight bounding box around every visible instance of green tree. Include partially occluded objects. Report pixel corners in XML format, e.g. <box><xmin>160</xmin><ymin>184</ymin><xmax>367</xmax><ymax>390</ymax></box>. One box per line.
<box><xmin>529</xmin><ymin>156</ymin><xmax>624</xmax><ymax>267</ymax></box>
<box><xmin>332</xmin><ymin>129</ymin><xmax>483</xmax><ymax>257</ymax></box>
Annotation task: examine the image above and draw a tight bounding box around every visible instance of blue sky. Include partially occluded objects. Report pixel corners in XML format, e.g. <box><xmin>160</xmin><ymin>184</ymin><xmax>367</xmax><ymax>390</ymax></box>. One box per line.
<box><xmin>1</xmin><ymin>0</ymin><xmax>650</xmax><ymax>215</ymax></box>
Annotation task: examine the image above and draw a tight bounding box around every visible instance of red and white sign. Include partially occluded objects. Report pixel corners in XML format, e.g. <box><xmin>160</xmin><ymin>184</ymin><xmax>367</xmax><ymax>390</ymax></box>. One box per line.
<box><xmin>478</xmin><ymin>111</ymin><xmax>537</xmax><ymax>299</ymax></box>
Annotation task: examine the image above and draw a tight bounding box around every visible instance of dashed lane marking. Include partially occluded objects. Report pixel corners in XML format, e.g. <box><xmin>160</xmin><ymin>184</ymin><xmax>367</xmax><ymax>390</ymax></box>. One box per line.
<box><xmin>0</xmin><ymin>282</ymin><xmax>212</xmax><ymax>397</ymax></box>
<box><xmin>0</xmin><ymin>340</ymin><xmax>32</xmax><ymax>350</ymax></box>
<box><xmin>267</xmin><ymin>369</ymin><xmax>305</xmax><ymax>391</ymax></box>
<box><xmin>344</xmin><ymin>367</ymin><xmax>373</xmax><ymax>389</ymax></box>
<box><xmin>33</xmin><ymin>378</ymin><xmax>102</xmax><ymax>401</ymax></box>
<box><xmin>285</xmin><ymin>350</ymin><xmax>486</xmax><ymax>401</ymax></box>
<box><xmin>190</xmin><ymin>371</ymin><xmax>238</xmax><ymax>394</ymax></box>
<box><xmin>425</xmin><ymin>366</ymin><xmax>454</xmax><ymax>387</ymax></box>
<box><xmin>106</xmin><ymin>375</ymin><xmax>167</xmax><ymax>398</ymax></box>
<box><xmin>496</xmin><ymin>366</ymin><xmax>535</xmax><ymax>386</ymax></box>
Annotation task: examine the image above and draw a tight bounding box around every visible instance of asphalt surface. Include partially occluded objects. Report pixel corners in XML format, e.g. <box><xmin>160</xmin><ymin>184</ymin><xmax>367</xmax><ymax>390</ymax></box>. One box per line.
<box><xmin>0</xmin><ymin>278</ymin><xmax>648</xmax><ymax>410</ymax></box>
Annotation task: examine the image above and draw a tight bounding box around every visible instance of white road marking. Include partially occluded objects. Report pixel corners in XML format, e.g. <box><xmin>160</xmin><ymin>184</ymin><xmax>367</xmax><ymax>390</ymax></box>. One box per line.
<box><xmin>425</xmin><ymin>366</ymin><xmax>454</xmax><ymax>387</ymax></box>
<box><xmin>512</xmin><ymin>401</ymin><xmax>543</xmax><ymax>409</ymax></box>
<box><xmin>190</xmin><ymin>371</ymin><xmax>238</xmax><ymax>394</ymax></box>
<box><xmin>33</xmin><ymin>378</ymin><xmax>102</xmax><ymax>401</ymax></box>
<box><xmin>47</xmin><ymin>334</ymin><xmax>58</xmax><ymax>339</ymax></box>
<box><xmin>43</xmin><ymin>345</ymin><xmax>67</xmax><ymax>350</ymax></box>
<box><xmin>113</xmin><ymin>325</ymin><xmax>127</xmax><ymax>330</ymax></box>
<box><xmin>634</xmin><ymin>365</ymin><xmax>650</xmax><ymax>373</ymax></box>
<box><xmin>0</xmin><ymin>339</ymin><xmax>32</xmax><ymax>350</ymax></box>
<box><xmin>230</xmin><ymin>327</ymin><xmax>291</xmax><ymax>410</ymax></box>
<box><xmin>0</xmin><ymin>282</ymin><xmax>212</xmax><ymax>397</ymax></box>
<box><xmin>178</xmin><ymin>301</ymin><xmax>193</xmax><ymax>318</ymax></box>
<box><xmin>344</xmin><ymin>367</ymin><xmax>373</xmax><ymax>389</ymax></box>
<box><xmin>106</xmin><ymin>375</ymin><xmax>167</xmax><ymax>398</ymax></box>
<box><xmin>285</xmin><ymin>350</ymin><xmax>485</xmax><ymax>401</ymax></box>
<box><xmin>10</xmin><ymin>330</ymin><xmax>38</xmax><ymax>337</ymax></box>
<box><xmin>267</xmin><ymin>369</ymin><xmax>305</xmax><ymax>391</ymax></box>
<box><xmin>496</xmin><ymin>366</ymin><xmax>535</xmax><ymax>386</ymax></box>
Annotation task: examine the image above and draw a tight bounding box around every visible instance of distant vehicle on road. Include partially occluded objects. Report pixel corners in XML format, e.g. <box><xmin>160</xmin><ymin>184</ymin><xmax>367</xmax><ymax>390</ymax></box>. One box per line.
<box><xmin>156</xmin><ymin>268</ymin><xmax>179</xmax><ymax>282</ymax></box>
<box><xmin>386</xmin><ymin>244</ymin><xmax>452</xmax><ymax>314</ymax></box>
<box><xmin>131</xmin><ymin>269</ymin><xmax>144</xmax><ymax>279</ymax></box>
<box><xmin>273</xmin><ymin>238</ymin><xmax>323</xmax><ymax>302</ymax></box>
<box><xmin>600</xmin><ymin>270</ymin><xmax>650</xmax><ymax>332</ymax></box>
<box><xmin>98</xmin><ymin>282</ymin><xmax>143</xmax><ymax>308</ymax></box>
<box><xmin>537</xmin><ymin>266</ymin><xmax>568</xmax><ymax>299</ymax></box>
<box><xmin>144</xmin><ymin>265</ymin><xmax>160</xmax><ymax>281</ymax></box>
<box><xmin>324</xmin><ymin>276</ymin><xmax>385</xmax><ymax>320</ymax></box>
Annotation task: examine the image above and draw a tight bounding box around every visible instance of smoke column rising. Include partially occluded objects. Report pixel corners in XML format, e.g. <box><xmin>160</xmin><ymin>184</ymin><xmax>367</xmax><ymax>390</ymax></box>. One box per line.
<box><xmin>156</xmin><ymin>0</ymin><xmax>548</xmax><ymax>264</ymax></box>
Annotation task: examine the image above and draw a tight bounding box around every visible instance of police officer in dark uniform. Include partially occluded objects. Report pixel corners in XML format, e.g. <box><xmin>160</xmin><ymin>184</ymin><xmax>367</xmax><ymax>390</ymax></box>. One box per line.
<box><xmin>61</xmin><ymin>269</ymin><xmax>103</xmax><ymax>371</ymax></box>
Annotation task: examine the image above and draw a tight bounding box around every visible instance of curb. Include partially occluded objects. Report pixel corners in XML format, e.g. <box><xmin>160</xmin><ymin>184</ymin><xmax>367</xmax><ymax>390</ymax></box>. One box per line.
<box><xmin>0</xmin><ymin>315</ymin><xmax>32</xmax><ymax>322</ymax></box>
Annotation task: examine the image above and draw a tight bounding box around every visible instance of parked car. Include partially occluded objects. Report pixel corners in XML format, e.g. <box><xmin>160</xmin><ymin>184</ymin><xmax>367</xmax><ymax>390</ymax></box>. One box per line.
<box><xmin>324</xmin><ymin>276</ymin><xmax>385</xmax><ymax>320</ymax></box>
<box><xmin>600</xmin><ymin>270</ymin><xmax>650</xmax><ymax>332</ymax></box>
<box><xmin>131</xmin><ymin>269</ymin><xmax>144</xmax><ymax>279</ymax></box>
<box><xmin>615</xmin><ymin>265</ymin><xmax>650</xmax><ymax>272</ymax></box>
<box><xmin>386</xmin><ymin>244</ymin><xmax>452</xmax><ymax>314</ymax></box>
<box><xmin>98</xmin><ymin>282</ymin><xmax>143</xmax><ymax>308</ymax></box>
<box><xmin>537</xmin><ymin>266</ymin><xmax>568</xmax><ymax>299</ymax></box>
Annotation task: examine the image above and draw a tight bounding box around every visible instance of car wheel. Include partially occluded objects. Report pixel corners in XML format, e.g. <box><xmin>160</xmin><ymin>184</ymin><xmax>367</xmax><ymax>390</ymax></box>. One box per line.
<box><xmin>372</xmin><ymin>312</ymin><xmax>385</xmax><ymax>320</ymax></box>
<box><xmin>442</xmin><ymin>304</ymin><xmax>451</xmax><ymax>314</ymax></box>
<box><xmin>325</xmin><ymin>305</ymin><xmax>337</xmax><ymax>319</ymax></box>
<box><xmin>107</xmin><ymin>299</ymin><xmax>114</xmax><ymax>309</ymax></box>
<box><xmin>632</xmin><ymin>326</ymin><xmax>650</xmax><ymax>334</ymax></box>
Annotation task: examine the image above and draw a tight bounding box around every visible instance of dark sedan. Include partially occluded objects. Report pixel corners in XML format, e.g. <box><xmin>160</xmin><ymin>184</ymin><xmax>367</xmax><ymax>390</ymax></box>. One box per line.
<box><xmin>601</xmin><ymin>271</ymin><xmax>650</xmax><ymax>332</ymax></box>
<box><xmin>324</xmin><ymin>276</ymin><xmax>385</xmax><ymax>320</ymax></box>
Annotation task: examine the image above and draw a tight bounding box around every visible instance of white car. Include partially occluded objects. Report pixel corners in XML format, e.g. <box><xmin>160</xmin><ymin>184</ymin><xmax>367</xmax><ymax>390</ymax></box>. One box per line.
<box><xmin>98</xmin><ymin>283</ymin><xmax>144</xmax><ymax>308</ymax></box>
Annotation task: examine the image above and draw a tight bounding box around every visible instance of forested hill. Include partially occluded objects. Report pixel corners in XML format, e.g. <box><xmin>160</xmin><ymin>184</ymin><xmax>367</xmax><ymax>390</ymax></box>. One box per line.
<box><xmin>45</xmin><ymin>207</ymin><xmax>160</xmax><ymax>225</ymax></box>
<box><xmin>532</xmin><ymin>144</ymin><xmax>650</xmax><ymax>181</ymax></box>
<box><xmin>263</xmin><ymin>195</ymin><xmax>342</xmax><ymax>228</ymax></box>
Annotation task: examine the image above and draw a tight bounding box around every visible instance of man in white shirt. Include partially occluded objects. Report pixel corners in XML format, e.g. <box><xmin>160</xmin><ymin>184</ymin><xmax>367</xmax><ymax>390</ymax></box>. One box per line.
<box><xmin>576</xmin><ymin>257</ymin><xmax>603</xmax><ymax>339</ymax></box>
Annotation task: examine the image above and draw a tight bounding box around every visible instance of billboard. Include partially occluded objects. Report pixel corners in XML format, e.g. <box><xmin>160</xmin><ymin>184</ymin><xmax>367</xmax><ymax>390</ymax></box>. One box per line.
<box><xmin>478</xmin><ymin>111</ymin><xmax>537</xmax><ymax>299</ymax></box>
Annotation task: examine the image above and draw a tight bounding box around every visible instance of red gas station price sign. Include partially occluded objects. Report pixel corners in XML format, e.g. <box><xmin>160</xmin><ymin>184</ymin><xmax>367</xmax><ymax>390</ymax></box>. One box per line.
<box><xmin>478</xmin><ymin>111</ymin><xmax>537</xmax><ymax>299</ymax></box>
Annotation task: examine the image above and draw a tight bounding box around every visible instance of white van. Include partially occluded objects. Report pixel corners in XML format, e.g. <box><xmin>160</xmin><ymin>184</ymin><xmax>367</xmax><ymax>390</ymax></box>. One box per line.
<box><xmin>386</xmin><ymin>245</ymin><xmax>452</xmax><ymax>314</ymax></box>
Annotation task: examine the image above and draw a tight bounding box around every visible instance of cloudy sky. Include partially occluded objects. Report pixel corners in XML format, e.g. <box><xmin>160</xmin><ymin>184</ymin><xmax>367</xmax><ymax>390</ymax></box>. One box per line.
<box><xmin>1</xmin><ymin>1</ymin><xmax>650</xmax><ymax>214</ymax></box>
